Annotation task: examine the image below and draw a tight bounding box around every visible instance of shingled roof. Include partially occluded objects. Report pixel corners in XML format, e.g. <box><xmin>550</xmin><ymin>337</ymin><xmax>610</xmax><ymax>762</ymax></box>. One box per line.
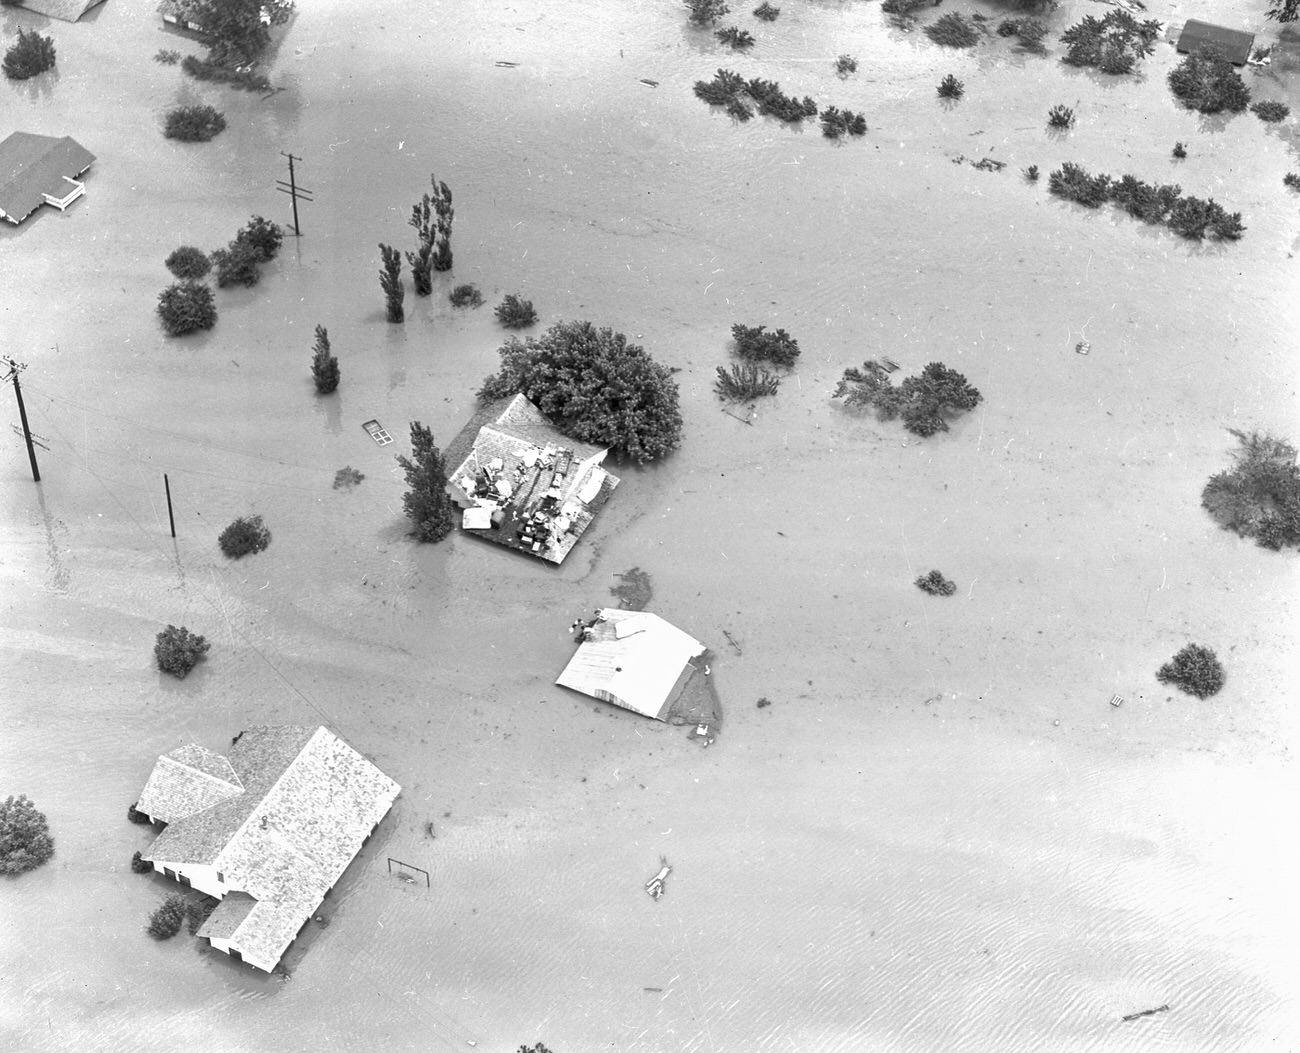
<box><xmin>0</xmin><ymin>133</ymin><xmax>95</xmax><ymax>225</ymax></box>
<box><xmin>141</xmin><ymin>726</ymin><xmax>400</xmax><ymax>971</ymax></box>
<box><xmin>443</xmin><ymin>393</ymin><xmax>605</xmax><ymax>479</ymax></box>
<box><xmin>136</xmin><ymin>744</ymin><xmax>243</xmax><ymax>824</ymax></box>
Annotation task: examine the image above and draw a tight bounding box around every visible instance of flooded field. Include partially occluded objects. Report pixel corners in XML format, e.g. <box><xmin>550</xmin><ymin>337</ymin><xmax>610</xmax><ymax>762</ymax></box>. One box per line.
<box><xmin>2</xmin><ymin>0</ymin><xmax>1298</xmax><ymax>1050</ymax></box>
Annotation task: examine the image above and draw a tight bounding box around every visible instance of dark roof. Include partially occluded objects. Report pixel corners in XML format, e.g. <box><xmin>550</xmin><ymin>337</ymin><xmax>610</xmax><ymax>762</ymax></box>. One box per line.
<box><xmin>8</xmin><ymin>0</ymin><xmax>106</xmax><ymax>21</ymax></box>
<box><xmin>1177</xmin><ymin>20</ymin><xmax>1255</xmax><ymax>65</ymax></box>
<box><xmin>0</xmin><ymin>133</ymin><xmax>95</xmax><ymax>224</ymax></box>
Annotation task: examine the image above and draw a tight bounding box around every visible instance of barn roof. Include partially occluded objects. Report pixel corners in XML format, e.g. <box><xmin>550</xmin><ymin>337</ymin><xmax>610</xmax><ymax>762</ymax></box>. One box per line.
<box><xmin>1176</xmin><ymin>20</ymin><xmax>1255</xmax><ymax>65</ymax></box>
<box><xmin>0</xmin><ymin>133</ymin><xmax>95</xmax><ymax>224</ymax></box>
<box><xmin>142</xmin><ymin>726</ymin><xmax>400</xmax><ymax>971</ymax></box>
<box><xmin>555</xmin><ymin>609</ymin><xmax>706</xmax><ymax>720</ymax></box>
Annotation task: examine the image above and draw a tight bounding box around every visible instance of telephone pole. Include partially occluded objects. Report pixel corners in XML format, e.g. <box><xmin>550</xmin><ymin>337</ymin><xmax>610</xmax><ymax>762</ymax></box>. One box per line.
<box><xmin>3</xmin><ymin>356</ymin><xmax>40</xmax><ymax>482</ymax></box>
<box><xmin>276</xmin><ymin>152</ymin><xmax>313</xmax><ymax>237</ymax></box>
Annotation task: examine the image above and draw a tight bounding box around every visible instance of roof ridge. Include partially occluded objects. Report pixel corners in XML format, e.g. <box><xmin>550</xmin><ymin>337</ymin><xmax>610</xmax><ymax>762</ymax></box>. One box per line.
<box><xmin>160</xmin><ymin>752</ymin><xmax>244</xmax><ymax>792</ymax></box>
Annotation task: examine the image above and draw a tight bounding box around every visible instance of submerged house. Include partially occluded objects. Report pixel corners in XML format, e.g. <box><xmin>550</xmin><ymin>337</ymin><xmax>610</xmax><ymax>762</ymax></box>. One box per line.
<box><xmin>3</xmin><ymin>0</ymin><xmax>105</xmax><ymax>22</ymax></box>
<box><xmin>443</xmin><ymin>393</ymin><xmax>620</xmax><ymax>564</ymax></box>
<box><xmin>0</xmin><ymin>133</ymin><xmax>95</xmax><ymax>225</ymax></box>
<box><xmin>556</xmin><ymin>609</ymin><xmax>708</xmax><ymax>721</ymax></box>
<box><xmin>1176</xmin><ymin>20</ymin><xmax>1256</xmax><ymax>66</ymax></box>
<box><xmin>134</xmin><ymin>725</ymin><xmax>400</xmax><ymax>972</ymax></box>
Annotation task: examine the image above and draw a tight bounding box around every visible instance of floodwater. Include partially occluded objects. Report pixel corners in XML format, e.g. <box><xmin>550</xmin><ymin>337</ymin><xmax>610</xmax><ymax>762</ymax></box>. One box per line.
<box><xmin>2</xmin><ymin>0</ymin><xmax>1298</xmax><ymax>1050</ymax></box>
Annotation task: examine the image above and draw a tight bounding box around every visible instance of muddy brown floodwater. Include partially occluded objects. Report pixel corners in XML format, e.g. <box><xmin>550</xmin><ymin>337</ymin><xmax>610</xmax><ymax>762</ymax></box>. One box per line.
<box><xmin>2</xmin><ymin>0</ymin><xmax>1298</xmax><ymax>1051</ymax></box>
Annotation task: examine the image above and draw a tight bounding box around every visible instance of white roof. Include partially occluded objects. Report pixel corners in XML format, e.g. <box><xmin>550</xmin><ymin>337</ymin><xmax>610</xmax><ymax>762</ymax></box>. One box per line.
<box><xmin>555</xmin><ymin>609</ymin><xmax>706</xmax><ymax>720</ymax></box>
<box><xmin>463</xmin><ymin>506</ymin><xmax>493</xmax><ymax>530</ymax></box>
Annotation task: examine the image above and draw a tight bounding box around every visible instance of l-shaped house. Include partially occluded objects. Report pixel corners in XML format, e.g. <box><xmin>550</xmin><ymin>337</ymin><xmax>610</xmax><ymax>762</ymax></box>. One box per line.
<box><xmin>134</xmin><ymin>725</ymin><xmax>399</xmax><ymax>972</ymax></box>
<box><xmin>0</xmin><ymin>133</ymin><xmax>95</xmax><ymax>225</ymax></box>
<box><xmin>443</xmin><ymin>393</ymin><xmax>620</xmax><ymax>564</ymax></box>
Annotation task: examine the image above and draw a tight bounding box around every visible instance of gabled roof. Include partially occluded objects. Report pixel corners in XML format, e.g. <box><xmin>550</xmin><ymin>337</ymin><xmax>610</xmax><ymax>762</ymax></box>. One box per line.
<box><xmin>1176</xmin><ymin>20</ymin><xmax>1255</xmax><ymax>65</ymax></box>
<box><xmin>444</xmin><ymin>393</ymin><xmax>605</xmax><ymax>481</ymax></box>
<box><xmin>7</xmin><ymin>0</ymin><xmax>106</xmax><ymax>22</ymax></box>
<box><xmin>136</xmin><ymin>745</ymin><xmax>244</xmax><ymax>824</ymax></box>
<box><xmin>0</xmin><ymin>133</ymin><xmax>95</xmax><ymax>224</ymax></box>
<box><xmin>555</xmin><ymin>609</ymin><xmax>706</xmax><ymax>720</ymax></box>
<box><xmin>143</xmin><ymin>726</ymin><xmax>400</xmax><ymax>971</ymax></box>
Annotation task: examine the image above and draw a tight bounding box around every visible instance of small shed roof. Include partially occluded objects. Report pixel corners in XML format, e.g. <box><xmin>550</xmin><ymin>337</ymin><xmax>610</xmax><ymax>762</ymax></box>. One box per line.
<box><xmin>555</xmin><ymin>609</ymin><xmax>706</xmax><ymax>720</ymax></box>
<box><xmin>0</xmin><ymin>133</ymin><xmax>95</xmax><ymax>224</ymax></box>
<box><xmin>1176</xmin><ymin>20</ymin><xmax>1255</xmax><ymax>65</ymax></box>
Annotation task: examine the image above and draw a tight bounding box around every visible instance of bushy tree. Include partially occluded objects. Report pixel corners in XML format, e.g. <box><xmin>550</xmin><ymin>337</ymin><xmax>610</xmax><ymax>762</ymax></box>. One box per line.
<box><xmin>833</xmin><ymin>360</ymin><xmax>983</xmax><ymax>437</ymax></box>
<box><xmin>163</xmin><ymin>104</ymin><xmax>227</xmax><ymax>142</ymax></box>
<box><xmin>1156</xmin><ymin>644</ymin><xmax>1225</xmax><ymax>698</ymax></box>
<box><xmin>3</xmin><ymin>29</ymin><xmax>56</xmax><ymax>81</ymax></box>
<box><xmin>495</xmin><ymin>294</ymin><xmax>538</xmax><ymax>329</ymax></box>
<box><xmin>406</xmin><ymin>176</ymin><xmax>453</xmax><ymax>292</ymax></box>
<box><xmin>154</xmin><ymin>624</ymin><xmax>211</xmax><ymax>679</ymax></box>
<box><xmin>146</xmin><ymin>895</ymin><xmax>187</xmax><ymax>940</ymax></box>
<box><xmin>130</xmin><ymin>850</ymin><xmax>153</xmax><ymax>874</ymax></box>
<box><xmin>478</xmin><ymin>320</ymin><xmax>684</xmax><ymax>462</ymax></box>
<box><xmin>379</xmin><ymin>244</ymin><xmax>404</xmax><ymax>323</ymax></box>
<box><xmin>1267</xmin><ymin>0</ymin><xmax>1298</xmax><ymax>22</ymax></box>
<box><xmin>1168</xmin><ymin>50</ymin><xmax>1251</xmax><ymax>114</ymax></box>
<box><xmin>685</xmin><ymin>0</ymin><xmax>729</xmax><ymax>26</ymax></box>
<box><xmin>235</xmin><ymin>216</ymin><xmax>283</xmax><ymax>262</ymax></box>
<box><xmin>1251</xmin><ymin>100</ymin><xmax>1290</xmax><ymax>123</ymax></box>
<box><xmin>1202</xmin><ymin>430</ymin><xmax>1300</xmax><ymax>549</ymax></box>
<box><xmin>165</xmin><ymin>246</ymin><xmax>210</xmax><ymax>280</ymax></box>
<box><xmin>1059</xmin><ymin>10</ymin><xmax>1161</xmax><ymax>73</ymax></box>
<box><xmin>210</xmin><ymin>239</ymin><xmax>262</xmax><ymax>288</ymax></box>
<box><xmin>731</xmin><ymin>324</ymin><xmax>800</xmax><ymax>366</ymax></box>
<box><xmin>926</xmin><ymin>13</ymin><xmax>981</xmax><ymax>47</ymax></box>
<box><xmin>218</xmin><ymin>515</ymin><xmax>271</xmax><ymax>558</ymax></box>
<box><xmin>157</xmin><ymin>282</ymin><xmax>217</xmax><ymax>336</ymax></box>
<box><xmin>397</xmin><ymin>422</ymin><xmax>458</xmax><ymax>543</ymax></box>
<box><xmin>170</xmin><ymin>0</ymin><xmax>295</xmax><ymax>65</ymax></box>
<box><xmin>0</xmin><ymin>795</ymin><xmax>54</xmax><ymax>875</ymax></box>
<box><xmin>311</xmin><ymin>325</ymin><xmax>339</xmax><ymax>394</ymax></box>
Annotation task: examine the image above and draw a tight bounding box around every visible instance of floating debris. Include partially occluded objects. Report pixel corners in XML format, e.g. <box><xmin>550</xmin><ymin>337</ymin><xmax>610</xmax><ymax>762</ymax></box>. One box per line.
<box><xmin>1110</xmin><ymin>693</ymin><xmax>1125</xmax><ymax>707</ymax></box>
<box><xmin>1075</xmin><ymin>340</ymin><xmax>1091</xmax><ymax>356</ymax></box>
<box><xmin>645</xmin><ymin>856</ymin><xmax>672</xmax><ymax>900</ymax></box>
<box><xmin>1122</xmin><ymin>1004</ymin><xmax>1170</xmax><ymax>1022</ymax></box>
<box><xmin>640</xmin><ymin>78</ymin><xmax>659</xmax><ymax>87</ymax></box>
<box><xmin>722</xmin><ymin>629</ymin><xmax>743</xmax><ymax>655</ymax></box>
<box><xmin>494</xmin><ymin>60</ymin><xmax>519</xmax><ymax>68</ymax></box>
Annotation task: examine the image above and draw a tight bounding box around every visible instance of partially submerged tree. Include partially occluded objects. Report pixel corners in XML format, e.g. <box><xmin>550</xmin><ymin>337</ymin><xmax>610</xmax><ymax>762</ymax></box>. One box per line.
<box><xmin>833</xmin><ymin>360</ymin><xmax>983</xmax><ymax>437</ymax></box>
<box><xmin>495</xmin><ymin>294</ymin><xmax>538</xmax><ymax>329</ymax></box>
<box><xmin>685</xmin><ymin>0</ymin><xmax>729</xmax><ymax>26</ymax></box>
<box><xmin>235</xmin><ymin>216</ymin><xmax>283</xmax><ymax>262</ymax></box>
<box><xmin>157</xmin><ymin>282</ymin><xmax>217</xmax><ymax>336</ymax></box>
<box><xmin>311</xmin><ymin>324</ymin><xmax>339</xmax><ymax>394</ymax></box>
<box><xmin>0</xmin><ymin>794</ymin><xmax>54</xmax><ymax>875</ymax></box>
<box><xmin>154</xmin><ymin>625</ymin><xmax>211</xmax><ymax>679</ymax></box>
<box><xmin>1202</xmin><ymin>429</ymin><xmax>1300</xmax><ymax>549</ymax></box>
<box><xmin>715</xmin><ymin>363</ymin><xmax>780</xmax><ymax>401</ymax></box>
<box><xmin>146</xmin><ymin>895</ymin><xmax>187</xmax><ymax>940</ymax></box>
<box><xmin>163</xmin><ymin>104</ymin><xmax>227</xmax><ymax>142</ymax></box>
<box><xmin>915</xmin><ymin>570</ymin><xmax>957</xmax><ymax>596</ymax></box>
<box><xmin>218</xmin><ymin>515</ymin><xmax>271</xmax><ymax>558</ymax></box>
<box><xmin>450</xmin><ymin>284</ymin><xmax>484</xmax><ymax>308</ymax></box>
<box><xmin>379</xmin><ymin>244</ymin><xmax>404</xmax><ymax>323</ymax></box>
<box><xmin>170</xmin><ymin>0</ymin><xmax>295</xmax><ymax>66</ymax></box>
<box><xmin>1267</xmin><ymin>0</ymin><xmax>1298</xmax><ymax>22</ymax></box>
<box><xmin>1059</xmin><ymin>10</ymin><xmax>1161</xmax><ymax>73</ymax></box>
<box><xmin>478</xmin><ymin>320</ymin><xmax>684</xmax><ymax>462</ymax></box>
<box><xmin>731</xmin><ymin>323</ymin><xmax>800</xmax><ymax>366</ymax></box>
<box><xmin>1168</xmin><ymin>50</ymin><xmax>1251</xmax><ymax>113</ymax></box>
<box><xmin>165</xmin><ymin>247</ymin><xmax>211</xmax><ymax>280</ymax></box>
<box><xmin>210</xmin><ymin>239</ymin><xmax>262</xmax><ymax>288</ymax></box>
<box><xmin>1156</xmin><ymin>644</ymin><xmax>1225</xmax><ymax>698</ymax></box>
<box><xmin>396</xmin><ymin>421</ymin><xmax>458</xmax><ymax>543</ymax></box>
<box><xmin>407</xmin><ymin>176</ymin><xmax>453</xmax><ymax>292</ymax></box>
<box><xmin>3</xmin><ymin>29</ymin><xmax>56</xmax><ymax>81</ymax></box>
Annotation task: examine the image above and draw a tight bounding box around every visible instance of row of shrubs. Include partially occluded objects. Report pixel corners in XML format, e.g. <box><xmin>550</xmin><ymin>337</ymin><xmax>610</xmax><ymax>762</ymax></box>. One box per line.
<box><xmin>1047</xmin><ymin>162</ymin><xmax>1245</xmax><ymax>240</ymax></box>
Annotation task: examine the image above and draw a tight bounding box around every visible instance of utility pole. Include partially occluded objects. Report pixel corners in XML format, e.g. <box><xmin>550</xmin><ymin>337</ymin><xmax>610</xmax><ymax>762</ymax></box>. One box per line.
<box><xmin>276</xmin><ymin>152</ymin><xmax>313</xmax><ymax>237</ymax></box>
<box><xmin>164</xmin><ymin>473</ymin><xmax>176</xmax><ymax>538</ymax></box>
<box><xmin>3</xmin><ymin>356</ymin><xmax>40</xmax><ymax>483</ymax></box>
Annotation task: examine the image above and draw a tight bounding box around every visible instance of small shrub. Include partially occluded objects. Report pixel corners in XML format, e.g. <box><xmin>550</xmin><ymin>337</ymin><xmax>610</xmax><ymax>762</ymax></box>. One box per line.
<box><xmin>1047</xmin><ymin>161</ymin><xmax>1110</xmax><ymax>206</ymax></box>
<box><xmin>753</xmin><ymin>1</ymin><xmax>780</xmax><ymax>20</ymax></box>
<box><xmin>131</xmin><ymin>850</ymin><xmax>153</xmax><ymax>874</ymax></box>
<box><xmin>1284</xmin><ymin>173</ymin><xmax>1300</xmax><ymax>192</ymax></box>
<box><xmin>1024</xmin><ymin>164</ymin><xmax>1040</xmax><ymax>181</ymax></box>
<box><xmin>156</xmin><ymin>282</ymin><xmax>217</xmax><ymax>336</ymax></box>
<box><xmin>0</xmin><ymin>794</ymin><xmax>54</xmax><ymax>875</ymax></box>
<box><xmin>731</xmin><ymin>323</ymin><xmax>800</xmax><ymax>366</ymax></box>
<box><xmin>154</xmin><ymin>48</ymin><xmax>182</xmax><ymax>65</ymax></box>
<box><xmin>685</xmin><ymin>0</ymin><xmax>730</xmax><ymax>26</ymax></box>
<box><xmin>180</xmin><ymin>54</ymin><xmax>271</xmax><ymax>92</ymax></box>
<box><xmin>835</xmin><ymin>54</ymin><xmax>858</xmax><ymax>77</ymax></box>
<box><xmin>820</xmin><ymin>106</ymin><xmax>867</xmax><ymax>139</ymax></box>
<box><xmin>185</xmin><ymin>898</ymin><xmax>215</xmax><ymax>935</ymax></box>
<box><xmin>3</xmin><ymin>29</ymin><xmax>56</xmax><ymax>81</ymax></box>
<box><xmin>165</xmin><ymin>246</ymin><xmax>210</xmax><ymax>280</ymax></box>
<box><xmin>1172</xmin><ymin>141</ymin><xmax>1187</xmax><ymax>159</ymax></box>
<box><xmin>1047</xmin><ymin>104</ymin><xmax>1075</xmax><ymax>129</ymax></box>
<box><xmin>495</xmin><ymin>293</ymin><xmax>538</xmax><ymax>329</ymax></box>
<box><xmin>163</xmin><ymin>105</ymin><xmax>227</xmax><ymax>143</ymax></box>
<box><xmin>716</xmin><ymin>26</ymin><xmax>755</xmax><ymax>49</ymax></box>
<box><xmin>1156</xmin><ymin>644</ymin><xmax>1224</xmax><ymax>698</ymax></box>
<box><xmin>218</xmin><ymin>515</ymin><xmax>271</xmax><ymax>559</ymax></box>
<box><xmin>311</xmin><ymin>324</ymin><xmax>339</xmax><ymax>394</ymax></box>
<box><xmin>235</xmin><ymin>216</ymin><xmax>284</xmax><ymax>262</ymax></box>
<box><xmin>449</xmin><ymin>283</ymin><xmax>484</xmax><ymax>308</ymax></box>
<box><xmin>154</xmin><ymin>625</ymin><xmax>210</xmax><ymax>679</ymax></box>
<box><xmin>882</xmin><ymin>0</ymin><xmax>942</xmax><ymax>20</ymax></box>
<box><xmin>127</xmin><ymin>802</ymin><xmax>151</xmax><ymax>824</ymax></box>
<box><xmin>926</xmin><ymin>13</ymin><xmax>981</xmax><ymax>47</ymax></box>
<box><xmin>1251</xmin><ymin>100</ymin><xmax>1290</xmax><ymax>123</ymax></box>
<box><xmin>937</xmin><ymin>74</ymin><xmax>964</xmax><ymax>99</ymax></box>
<box><xmin>210</xmin><ymin>240</ymin><xmax>262</xmax><ymax>288</ymax></box>
<box><xmin>915</xmin><ymin>570</ymin><xmax>957</xmax><ymax>596</ymax></box>
<box><xmin>998</xmin><ymin>18</ymin><xmax>1047</xmax><ymax>51</ymax></box>
<box><xmin>146</xmin><ymin>895</ymin><xmax>187</xmax><ymax>940</ymax></box>
<box><xmin>1168</xmin><ymin>50</ymin><xmax>1251</xmax><ymax>114</ymax></box>
<box><xmin>333</xmin><ymin>466</ymin><xmax>365</xmax><ymax>489</ymax></box>
<box><xmin>745</xmin><ymin>77</ymin><xmax>818</xmax><ymax>122</ymax></box>
<box><xmin>715</xmin><ymin>363</ymin><xmax>781</xmax><ymax>400</ymax></box>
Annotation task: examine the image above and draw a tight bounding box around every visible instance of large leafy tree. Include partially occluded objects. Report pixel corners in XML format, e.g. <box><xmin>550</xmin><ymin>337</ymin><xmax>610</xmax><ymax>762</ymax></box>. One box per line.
<box><xmin>397</xmin><ymin>422</ymin><xmax>457</xmax><ymax>543</ymax></box>
<box><xmin>477</xmin><ymin>321</ymin><xmax>683</xmax><ymax>463</ymax></box>
<box><xmin>1268</xmin><ymin>0</ymin><xmax>1297</xmax><ymax>22</ymax></box>
<box><xmin>833</xmin><ymin>360</ymin><xmax>982</xmax><ymax>437</ymax></box>
<box><xmin>1</xmin><ymin>794</ymin><xmax>54</xmax><ymax>875</ymax></box>
<box><xmin>174</xmin><ymin>0</ymin><xmax>295</xmax><ymax>65</ymax></box>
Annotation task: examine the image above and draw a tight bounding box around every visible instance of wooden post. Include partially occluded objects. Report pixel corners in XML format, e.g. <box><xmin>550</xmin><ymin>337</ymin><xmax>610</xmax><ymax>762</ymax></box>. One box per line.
<box><xmin>164</xmin><ymin>473</ymin><xmax>176</xmax><ymax>538</ymax></box>
<box><xmin>5</xmin><ymin>358</ymin><xmax>39</xmax><ymax>483</ymax></box>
